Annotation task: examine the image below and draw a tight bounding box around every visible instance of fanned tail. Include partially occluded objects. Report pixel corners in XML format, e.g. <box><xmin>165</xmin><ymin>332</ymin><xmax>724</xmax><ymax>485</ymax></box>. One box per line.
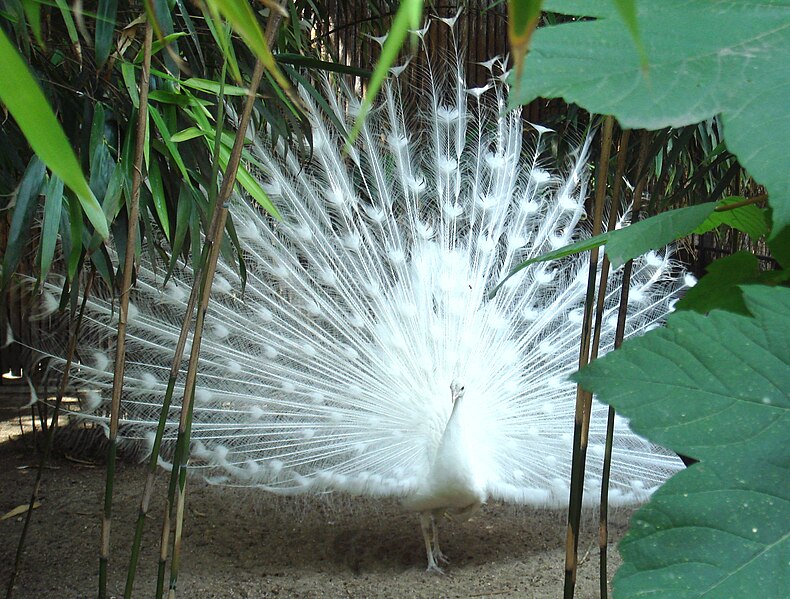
<box><xmin>31</xmin><ymin>16</ymin><xmax>690</xmax><ymax>506</ymax></box>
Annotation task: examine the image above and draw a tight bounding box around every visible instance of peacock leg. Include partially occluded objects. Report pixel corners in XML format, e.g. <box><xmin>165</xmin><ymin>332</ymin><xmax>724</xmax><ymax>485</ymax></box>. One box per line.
<box><xmin>430</xmin><ymin>511</ymin><xmax>449</xmax><ymax>564</ymax></box>
<box><xmin>420</xmin><ymin>512</ymin><xmax>443</xmax><ymax>573</ymax></box>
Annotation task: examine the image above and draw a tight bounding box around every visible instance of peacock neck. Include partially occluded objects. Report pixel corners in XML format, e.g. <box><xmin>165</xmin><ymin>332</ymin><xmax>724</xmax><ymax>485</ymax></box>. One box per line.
<box><xmin>435</xmin><ymin>394</ymin><xmax>467</xmax><ymax>463</ymax></box>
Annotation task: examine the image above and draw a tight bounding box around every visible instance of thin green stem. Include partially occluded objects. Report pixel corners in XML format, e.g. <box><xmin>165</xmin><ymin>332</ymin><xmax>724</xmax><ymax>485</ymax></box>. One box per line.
<box><xmin>162</xmin><ymin>9</ymin><xmax>281</xmax><ymax>589</ymax></box>
<box><xmin>564</xmin><ymin>116</ymin><xmax>615</xmax><ymax>599</ymax></box>
<box><xmin>713</xmin><ymin>193</ymin><xmax>767</xmax><ymax>212</ymax></box>
<box><xmin>98</xmin><ymin>21</ymin><xmax>153</xmax><ymax>599</ymax></box>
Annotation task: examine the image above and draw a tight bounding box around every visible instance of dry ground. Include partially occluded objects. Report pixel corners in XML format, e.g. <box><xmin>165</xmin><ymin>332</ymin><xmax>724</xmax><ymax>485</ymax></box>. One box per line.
<box><xmin>1</xmin><ymin>387</ymin><xmax>632</xmax><ymax>599</ymax></box>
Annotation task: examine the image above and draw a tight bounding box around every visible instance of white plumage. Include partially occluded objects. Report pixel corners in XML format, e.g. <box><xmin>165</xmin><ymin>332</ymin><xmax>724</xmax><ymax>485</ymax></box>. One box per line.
<box><xmin>37</xmin><ymin>17</ymin><xmax>688</xmax><ymax>572</ymax></box>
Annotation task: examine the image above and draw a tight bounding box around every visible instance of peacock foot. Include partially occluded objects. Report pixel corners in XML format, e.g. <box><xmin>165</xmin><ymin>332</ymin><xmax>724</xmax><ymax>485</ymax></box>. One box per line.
<box><xmin>425</xmin><ymin>561</ymin><xmax>445</xmax><ymax>575</ymax></box>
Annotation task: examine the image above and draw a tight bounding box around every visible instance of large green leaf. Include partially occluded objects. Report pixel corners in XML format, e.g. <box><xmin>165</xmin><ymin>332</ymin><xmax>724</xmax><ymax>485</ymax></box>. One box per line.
<box><xmin>0</xmin><ymin>28</ymin><xmax>108</xmax><ymax>239</ymax></box>
<box><xmin>675</xmin><ymin>252</ymin><xmax>788</xmax><ymax>315</ymax></box>
<box><xmin>575</xmin><ymin>285</ymin><xmax>790</xmax><ymax>597</ymax></box>
<box><xmin>694</xmin><ymin>197</ymin><xmax>770</xmax><ymax>238</ymax></box>
<box><xmin>515</xmin><ymin>0</ymin><xmax>790</xmax><ymax>239</ymax></box>
<box><xmin>616</xmin><ymin>452</ymin><xmax>789</xmax><ymax>598</ymax></box>
<box><xmin>605</xmin><ymin>202</ymin><xmax>715</xmax><ymax>267</ymax></box>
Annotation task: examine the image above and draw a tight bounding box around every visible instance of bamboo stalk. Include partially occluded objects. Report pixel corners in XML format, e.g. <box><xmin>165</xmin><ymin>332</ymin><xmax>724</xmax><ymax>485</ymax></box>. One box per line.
<box><xmin>564</xmin><ymin>115</ymin><xmax>615</xmax><ymax>599</ymax></box>
<box><xmin>97</xmin><ymin>21</ymin><xmax>153</xmax><ymax>599</ymax></box>
<box><xmin>5</xmin><ymin>269</ymin><xmax>96</xmax><ymax>599</ymax></box>
<box><xmin>161</xmin><ymin>12</ymin><xmax>284</xmax><ymax>596</ymax></box>
<box><xmin>598</xmin><ymin>130</ymin><xmax>651</xmax><ymax>597</ymax></box>
<box><xmin>164</xmin><ymin>62</ymin><xmax>265</xmax><ymax>597</ymax></box>
<box><xmin>590</xmin><ymin>127</ymin><xmax>632</xmax><ymax>598</ymax></box>
<box><xmin>125</xmin><ymin>28</ymin><xmax>234</xmax><ymax>599</ymax></box>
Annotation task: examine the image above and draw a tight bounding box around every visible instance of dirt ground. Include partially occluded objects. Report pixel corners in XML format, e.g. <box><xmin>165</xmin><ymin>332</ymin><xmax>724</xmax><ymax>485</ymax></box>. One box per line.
<box><xmin>0</xmin><ymin>387</ymin><xmax>632</xmax><ymax>599</ymax></box>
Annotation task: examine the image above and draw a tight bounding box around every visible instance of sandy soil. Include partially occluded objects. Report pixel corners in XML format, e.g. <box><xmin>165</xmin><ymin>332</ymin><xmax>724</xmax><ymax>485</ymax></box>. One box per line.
<box><xmin>1</xmin><ymin>388</ymin><xmax>632</xmax><ymax>599</ymax></box>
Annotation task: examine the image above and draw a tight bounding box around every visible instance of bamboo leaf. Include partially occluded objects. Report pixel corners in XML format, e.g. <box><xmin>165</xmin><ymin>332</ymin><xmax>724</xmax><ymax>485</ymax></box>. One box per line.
<box><xmin>66</xmin><ymin>195</ymin><xmax>83</xmax><ymax>281</ymax></box>
<box><xmin>37</xmin><ymin>174</ymin><xmax>64</xmax><ymax>286</ymax></box>
<box><xmin>350</xmin><ymin>0</ymin><xmax>423</xmax><ymax>143</ymax></box>
<box><xmin>507</xmin><ymin>0</ymin><xmax>543</xmax><ymax>81</ymax></box>
<box><xmin>147</xmin><ymin>158</ymin><xmax>171</xmax><ymax>240</ymax></box>
<box><xmin>170</xmin><ymin>127</ymin><xmax>206</xmax><ymax>143</ymax></box>
<box><xmin>164</xmin><ymin>185</ymin><xmax>193</xmax><ymax>285</ymax></box>
<box><xmin>218</xmin><ymin>144</ymin><xmax>280</xmax><ymax>220</ymax></box>
<box><xmin>207</xmin><ymin>0</ymin><xmax>298</xmax><ymax>106</ymax></box>
<box><xmin>1</xmin><ymin>501</ymin><xmax>41</xmax><ymax>521</ymax></box>
<box><xmin>95</xmin><ymin>0</ymin><xmax>118</xmax><ymax>69</ymax></box>
<box><xmin>1</xmin><ymin>158</ymin><xmax>45</xmax><ymax>292</ymax></box>
<box><xmin>21</xmin><ymin>0</ymin><xmax>44</xmax><ymax>47</ymax></box>
<box><xmin>200</xmin><ymin>5</ymin><xmax>241</xmax><ymax>83</ymax></box>
<box><xmin>53</xmin><ymin>0</ymin><xmax>79</xmax><ymax>47</ymax></box>
<box><xmin>134</xmin><ymin>32</ymin><xmax>188</xmax><ymax>63</ymax></box>
<box><xmin>181</xmin><ymin>77</ymin><xmax>249</xmax><ymax>96</ymax></box>
<box><xmin>605</xmin><ymin>203</ymin><xmax>716</xmax><ymax>268</ymax></box>
<box><xmin>490</xmin><ymin>203</ymin><xmax>716</xmax><ymax>298</ymax></box>
<box><xmin>0</xmin><ymin>28</ymin><xmax>108</xmax><ymax>238</ymax></box>
<box><xmin>121</xmin><ymin>61</ymin><xmax>140</xmax><ymax>108</ymax></box>
<box><xmin>149</xmin><ymin>104</ymin><xmax>190</xmax><ymax>181</ymax></box>
<box><xmin>276</xmin><ymin>53</ymin><xmax>372</xmax><ymax>78</ymax></box>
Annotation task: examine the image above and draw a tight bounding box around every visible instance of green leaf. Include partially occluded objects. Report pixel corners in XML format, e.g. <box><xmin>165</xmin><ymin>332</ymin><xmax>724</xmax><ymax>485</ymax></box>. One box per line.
<box><xmin>147</xmin><ymin>158</ymin><xmax>171</xmax><ymax>240</ymax></box>
<box><xmin>675</xmin><ymin>252</ymin><xmax>788</xmax><ymax>315</ymax></box>
<box><xmin>95</xmin><ymin>0</ymin><xmax>118</xmax><ymax>68</ymax></box>
<box><xmin>767</xmin><ymin>223</ymin><xmax>790</xmax><ymax>269</ymax></box>
<box><xmin>21</xmin><ymin>0</ymin><xmax>43</xmax><ymax>47</ymax></box>
<box><xmin>180</xmin><ymin>77</ymin><xmax>249</xmax><ymax>96</ymax></box>
<box><xmin>37</xmin><ymin>174</ymin><xmax>64</xmax><ymax>286</ymax></box>
<box><xmin>1</xmin><ymin>158</ymin><xmax>45</xmax><ymax>292</ymax></box>
<box><xmin>490</xmin><ymin>203</ymin><xmax>715</xmax><ymax>298</ymax></box>
<box><xmin>207</xmin><ymin>0</ymin><xmax>297</xmax><ymax>104</ymax></box>
<box><xmin>53</xmin><ymin>0</ymin><xmax>79</xmax><ymax>46</ymax></box>
<box><xmin>218</xmin><ymin>144</ymin><xmax>280</xmax><ymax>220</ymax></box>
<box><xmin>515</xmin><ymin>0</ymin><xmax>790</xmax><ymax>240</ymax></box>
<box><xmin>121</xmin><ymin>61</ymin><xmax>139</xmax><ymax>108</ymax></box>
<box><xmin>575</xmin><ymin>285</ymin><xmax>790</xmax><ymax>598</ymax></box>
<box><xmin>694</xmin><ymin>197</ymin><xmax>770</xmax><ymax>238</ymax></box>
<box><xmin>350</xmin><ymin>0</ymin><xmax>423</xmax><ymax>142</ymax></box>
<box><xmin>605</xmin><ymin>203</ymin><xmax>715</xmax><ymax>268</ymax></box>
<box><xmin>616</xmin><ymin>453</ymin><xmax>789</xmax><ymax>599</ymax></box>
<box><xmin>0</xmin><ymin>28</ymin><xmax>108</xmax><ymax>239</ymax></box>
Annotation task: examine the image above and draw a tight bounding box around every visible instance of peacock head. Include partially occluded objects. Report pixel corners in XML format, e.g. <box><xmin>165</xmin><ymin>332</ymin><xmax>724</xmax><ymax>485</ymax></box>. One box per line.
<box><xmin>450</xmin><ymin>381</ymin><xmax>466</xmax><ymax>404</ymax></box>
